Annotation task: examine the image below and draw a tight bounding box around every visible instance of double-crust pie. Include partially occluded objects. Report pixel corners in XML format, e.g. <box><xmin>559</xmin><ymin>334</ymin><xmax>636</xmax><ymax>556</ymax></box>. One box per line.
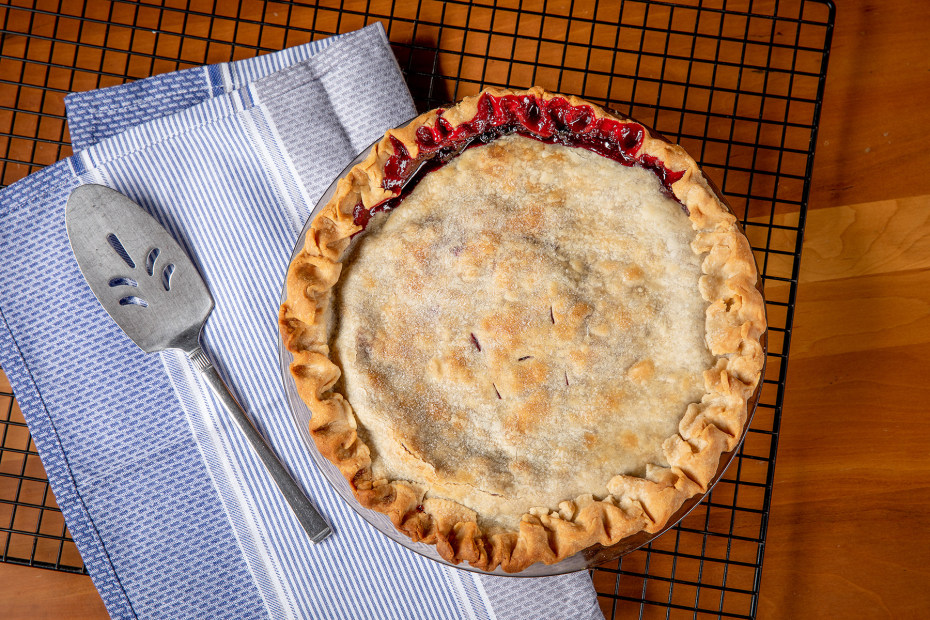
<box><xmin>279</xmin><ymin>87</ymin><xmax>766</xmax><ymax>573</ymax></box>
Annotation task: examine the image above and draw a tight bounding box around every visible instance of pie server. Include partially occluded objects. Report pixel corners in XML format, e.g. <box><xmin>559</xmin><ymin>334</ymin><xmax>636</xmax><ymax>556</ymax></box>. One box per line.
<box><xmin>65</xmin><ymin>183</ymin><xmax>332</xmax><ymax>544</ymax></box>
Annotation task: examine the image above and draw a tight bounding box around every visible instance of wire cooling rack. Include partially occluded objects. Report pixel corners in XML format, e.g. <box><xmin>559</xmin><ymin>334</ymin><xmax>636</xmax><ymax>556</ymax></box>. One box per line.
<box><xmin>0</xmin><ymin>1</ymin><xmax>833</xmax><ymax>617</ymax></box>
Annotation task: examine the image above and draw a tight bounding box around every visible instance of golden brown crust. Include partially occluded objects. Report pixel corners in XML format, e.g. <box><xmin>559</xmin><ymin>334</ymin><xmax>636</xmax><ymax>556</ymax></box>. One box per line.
<box><xmin>279</xmin><ymin>87</ymin><xmax>766</xmax><ymax>572</ymax></box>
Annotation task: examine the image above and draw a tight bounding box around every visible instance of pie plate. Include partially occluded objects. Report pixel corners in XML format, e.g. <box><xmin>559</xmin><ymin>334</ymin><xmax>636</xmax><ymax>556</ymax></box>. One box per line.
<box><xmin>276</xmin><ymin>119</ymin><xmax>766</xmax><ymax>576</ymax></box>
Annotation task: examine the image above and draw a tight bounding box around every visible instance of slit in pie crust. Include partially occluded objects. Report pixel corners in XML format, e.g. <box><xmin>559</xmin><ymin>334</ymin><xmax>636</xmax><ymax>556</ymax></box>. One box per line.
<box><xmin>279</xmin><ymin>87</ymin><xmax>766</xmax><ymax>573</ymax></box>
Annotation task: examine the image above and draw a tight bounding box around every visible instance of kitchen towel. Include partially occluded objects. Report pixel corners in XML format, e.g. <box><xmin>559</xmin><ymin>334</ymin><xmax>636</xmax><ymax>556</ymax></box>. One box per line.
<box><xmin>0</xmin><ymin>23</ymin><xmax>603</xmax><ymax>619</ymax></box>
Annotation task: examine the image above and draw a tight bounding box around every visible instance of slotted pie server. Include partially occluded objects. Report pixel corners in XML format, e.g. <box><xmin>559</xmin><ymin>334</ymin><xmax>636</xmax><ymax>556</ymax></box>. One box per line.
<box><xmin>66</xmin><ymin>183</ymin><xmax>332</xmax><ymax>544</ymax></box>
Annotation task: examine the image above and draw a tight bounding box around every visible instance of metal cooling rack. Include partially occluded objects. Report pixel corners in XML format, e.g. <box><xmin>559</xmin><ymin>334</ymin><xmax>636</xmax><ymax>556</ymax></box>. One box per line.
<box><xmin>0</xmin><ymin>1</ymin><xmax>834</xmax><ymax>617</ymax></box>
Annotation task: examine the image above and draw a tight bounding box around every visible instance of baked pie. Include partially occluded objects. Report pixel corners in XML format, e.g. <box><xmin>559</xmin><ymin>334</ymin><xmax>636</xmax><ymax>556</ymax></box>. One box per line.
<box><xmin>279</xmin><ymin>87</ymin><xmax>766</xmax><ymax>572</ymax></box>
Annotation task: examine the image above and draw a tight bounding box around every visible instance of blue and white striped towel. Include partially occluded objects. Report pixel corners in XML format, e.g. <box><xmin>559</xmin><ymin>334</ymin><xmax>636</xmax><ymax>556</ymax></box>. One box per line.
<box><xmin>0</xmin><ymin>24</ymin><xmax>603</xmax><ymax>619</ymax></box>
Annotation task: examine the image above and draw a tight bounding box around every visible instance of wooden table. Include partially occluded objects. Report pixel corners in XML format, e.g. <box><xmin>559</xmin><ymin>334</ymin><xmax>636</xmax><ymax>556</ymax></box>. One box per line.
<box><xmin>2</xmin><ymin>1</ymin><xmax>928</xmax><ymax>617</ymax></box>
<box><xmin>758</xmin><ymin>2</ymin><xmax>930</xmax><ymax>615</ymax></box>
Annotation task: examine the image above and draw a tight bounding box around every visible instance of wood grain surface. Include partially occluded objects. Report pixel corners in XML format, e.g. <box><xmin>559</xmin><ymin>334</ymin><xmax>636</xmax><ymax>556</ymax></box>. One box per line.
<box><xmin>2</xmin><ymin>1</ymin><xmax>928</xmax><ymax>618</ymax></box>
<box><xmin>0</xmin><ymin>561</ymin><xmax>108</xmax><ymax>619</ymax></box>
<box><xmin>759</xmin><ymin>196</ymin><xmax>930</xmax><ymax>618</ymax></box>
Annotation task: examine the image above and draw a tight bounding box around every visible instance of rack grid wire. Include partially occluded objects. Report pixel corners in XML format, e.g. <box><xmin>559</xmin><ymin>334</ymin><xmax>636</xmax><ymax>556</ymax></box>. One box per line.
<box><xmin>0</xmin><ymin>1</ymin><xmax>834</xmax><ymax>617</ymax></box>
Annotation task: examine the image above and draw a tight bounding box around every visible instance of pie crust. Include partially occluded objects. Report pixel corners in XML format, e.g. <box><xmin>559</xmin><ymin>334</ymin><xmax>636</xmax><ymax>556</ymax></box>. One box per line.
<box><xmin>279</xmin><ymin>87</ymin><xmax>766</xmax><ymax>572</ymax></box>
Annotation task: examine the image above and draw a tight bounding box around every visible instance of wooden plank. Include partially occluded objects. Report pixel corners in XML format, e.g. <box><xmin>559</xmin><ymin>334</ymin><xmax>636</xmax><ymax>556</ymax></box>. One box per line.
<box><xmin>786</xmin><ymin>268</ymin><xmax>930</xmax><ymax>360</ymax></box>
<box><xmin>800</xmin><ymin>197</ymin><xmax>930</xmax><ymax>281</ymax></box>
<box><xmin>801</xmin><ymin>196</ymin><xmax>928</xmax><ymax>283</ymax></box>
<box><xmin>809</xmin><ymin>1</ymin><xmax>930</xmax><ymax>209</ymax></box>
<box><xmin>763</xmin><ymin>343</ymin><xmax>930</xmax><ymax>618</ymax></box>
<box><xmin>0</xmin><ymin>562</ymin><xmax>107</xmax><ymax>619</ymax></box>
<box><xmin>751</xmin><ymin>194</ymin><xmax>930</xmax><ymax>284</ymax></box>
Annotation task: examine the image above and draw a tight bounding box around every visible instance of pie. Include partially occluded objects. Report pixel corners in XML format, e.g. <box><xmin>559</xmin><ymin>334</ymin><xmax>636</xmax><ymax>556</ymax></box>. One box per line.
<box><xmin>279</xmin><ymin>86</ymin><xmax>766</xmax><ymax>573</ymax></box>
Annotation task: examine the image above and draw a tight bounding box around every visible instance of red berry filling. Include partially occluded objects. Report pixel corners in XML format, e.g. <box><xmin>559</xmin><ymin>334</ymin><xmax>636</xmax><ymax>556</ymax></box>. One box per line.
<box><xmin>352</xmin><ymin>93</ymin><xmax>686</xmax><ymax>229</ymax></box>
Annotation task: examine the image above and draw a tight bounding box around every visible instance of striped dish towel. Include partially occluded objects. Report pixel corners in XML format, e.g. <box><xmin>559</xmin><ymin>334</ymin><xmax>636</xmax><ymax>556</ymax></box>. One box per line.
<box><xmin>0</xmin><ymin>24</ymin><xmax>603</xmax><ymax>619</ymax></box>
